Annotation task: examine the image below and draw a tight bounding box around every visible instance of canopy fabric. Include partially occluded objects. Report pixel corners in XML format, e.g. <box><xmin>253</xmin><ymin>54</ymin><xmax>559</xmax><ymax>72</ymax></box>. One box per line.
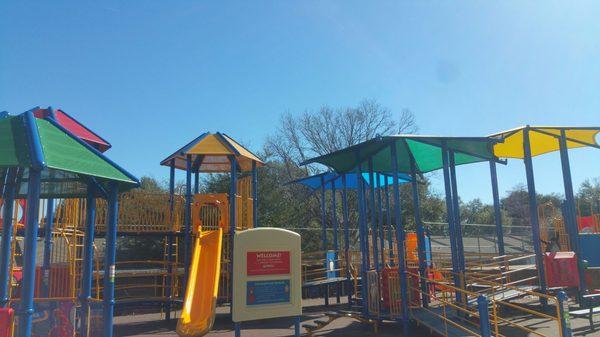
<box><xmin>0</xmin><ymin>113</ymin><xmax>138</xmax><ymax>197</ymax></box>
<box><xmin>302</xmin><ymin>135</ymin><xmax>498</xmax><ymax>174</ymax></box>
<box><xmin>34</xmin><ymin>107</ymin><xmax>112</xmax><ymax>152</ymax></box>
<box><xmin>490</xmin><ymin>126</ymin><xmax>600</xmax><ymax>159</ymax></box>
<box><xmin>160</xmin><ymin>132</ymin><xmax>264</xmax><ymax>172</ymax></box>
<box><xmin>289</xmin><ymin>172</ymin><xmax>412</xmax><ymax>190</ymax></box>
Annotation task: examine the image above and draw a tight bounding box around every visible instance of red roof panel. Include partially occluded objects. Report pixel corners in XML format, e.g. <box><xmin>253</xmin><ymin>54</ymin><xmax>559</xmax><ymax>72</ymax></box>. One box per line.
<box><xmin>34</xmin><ymin>108</ymin><xmax>111</xmax><ymax>152</ymax></box>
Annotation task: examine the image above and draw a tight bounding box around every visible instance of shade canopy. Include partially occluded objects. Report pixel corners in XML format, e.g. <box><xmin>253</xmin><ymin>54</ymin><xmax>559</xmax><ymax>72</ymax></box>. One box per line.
<box><xmin>289</xmin><ymin>172</ymin><xmax>412</xmax><ymax>190</ymax></box>
<box><xmin>34</xmin><ymin>107</ymin><xmax>112</xmax><ymax>152</ymax></box>
<box><xmin>301</xmin><ymin>135</ymin><xmax>499</xmax><ymax>174</ymax></box>
<box><xmin>160</xmin><ymin>132</ymin><xmax>264</xmax><ymax>173</ymax></box>
<box><xmin>490</xmin><ymin>126</ymin><xmax>600</xmax><ymax>159</ymax></box>
<box><xmin>0</xmin><ymin>111</ymin><xmax>139</xmax><ymax>198</ymax></box>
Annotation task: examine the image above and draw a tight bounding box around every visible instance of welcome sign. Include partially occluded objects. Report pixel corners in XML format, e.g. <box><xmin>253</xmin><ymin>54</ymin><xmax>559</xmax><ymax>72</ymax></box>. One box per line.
<box><xmin>232</xmin><ymin>228</ymin><xmax>301</xmax><ymax>322</ymax></box>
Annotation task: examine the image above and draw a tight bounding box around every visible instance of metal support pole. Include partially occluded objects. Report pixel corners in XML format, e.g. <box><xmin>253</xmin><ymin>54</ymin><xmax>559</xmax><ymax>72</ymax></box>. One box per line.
<box><xmin>356</xmin><ymin>161</ymin><xmax>369</xmax><ymax>315</ymax></box>
<box><xmin>19</xmin><ymin>110</ymin><xmax>45</xmax><ymax>337</ymax></box>
<box><xmin>194</xmin><ymin>171</ymin><xmax>199</xmax><ymax>194</ymax></box>
<box><xmin>294</xmin><ymin>316</ymin><xmax>301</xmax><ymax>337</ymax></box>
<box><xmin>376</xmin><ymin>173</ymin><xmax>385</xmax><ymax>266</ymax></box>
<box><xmin>41</xmin><ymin>197</ymin><xmax>55</xmax><ymax>297</ymax></box>
<box><xmin>557</xmin><ymin>291</ymin><xmax>573</xmax><ymax>337</ymax></box>
<box><xmin>368</xmin><ymin>159</ymin><xmax>379</xmax><ymax>271</ymax></box>
<box><xmin>80</xmin><ymin>185</ymin><xmax>97</xmax><ymax>337</ymax></box>
<box><xmin>341</xmin><ymin>174</ymin><xmax>351</xmax><ymax>304</ymax></box>
<box><xmin>229</xmin><ymin>156</ymin><xmax>238</xmax><ymax>314</ymax></box>
<box><xmin>103</xmin><ymin>183</ymin><xmax>119</xmax><ymax>337</ymax></box>
<box><xmin>558</xmin><ymin>130</ymin><xmax>587</xmax><ymax>295</ymax></box>
<box><xmin>331</xmin><ymin>180</ymin><xmax>340</xmax><ymax>304</ymax></box>
<box><xmin>477</xmin><ymin>296</ymin><xmax>492</xmax><ymax>337</ymax></box>
<box><xmin>441</xmin><ymin>142</ymin><xmax>462</xmax><ymax>303</ymax></box>
<box><xmin>19</xmin><ymin>167</ymin><xmax>42</xmax><ymax>337</ymax></box>
<box><xmin>489</xmin><ymin>160</ymin><xmax>505</xmax><ymax>256</ymax></box>
<box><xmin>523</xmin><ymin>128</ymin><xmax>547</xmax><ymax>302</ymax></box>
<box><xmin>320</xmin><ymin>175</ymin><xmax>327</xmax><ymax>252</ymax></box>
<box><xmin>184</xmin><ymin>155</ymin><xmax>193</xmax><ymax>287</ymax></box>
<box><xmin>331</xmin><ymin>181</ymin><xmax>339</xmax><ymax>253</ymax></box>
<box><xmin>252</xmin><ymin>161</ymin><xmax>258</xmax><ymax>227</ymax></box>
<box><xmin>390</xmin><ymin>144</ymin><xmax>409</xmax><ymax>335</ymax></box>
<box><xmin>385</xmin><ymin>180</ymin><xmax>394</xmax><ymax>266</ymax></box>
<box><xmin>165</xmin><ymin>160</ymin><xmax>175</xmax><ymax>321</ymax></box>
<box><xmin>449</xmin><ymin>152</ymin><xmax>465</xmax><ymax>274</ymax></box>
<box><xmin>410</xmin><ymin>157</ymin><xmax>429</xmax><ymax>307</ymax></box>
<box><xmin>0</xmin><ymin>168</ymin><xmax>17</xmax><ymax>308</ymax></box>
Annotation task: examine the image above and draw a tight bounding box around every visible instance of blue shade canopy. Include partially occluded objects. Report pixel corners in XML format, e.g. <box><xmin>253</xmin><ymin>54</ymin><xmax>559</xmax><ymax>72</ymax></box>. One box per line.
<box><xmin>288</xmin><ymin>172</ymin><xmax>412</xmax><ymax>190</ymax></box>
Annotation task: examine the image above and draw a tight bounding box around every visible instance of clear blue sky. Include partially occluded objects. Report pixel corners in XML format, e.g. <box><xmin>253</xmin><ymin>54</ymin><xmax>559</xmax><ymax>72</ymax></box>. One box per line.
<box><xmin>1</xmin><ymin>1</ymin><xmax>599</xmax><ymax>203</ymax></box>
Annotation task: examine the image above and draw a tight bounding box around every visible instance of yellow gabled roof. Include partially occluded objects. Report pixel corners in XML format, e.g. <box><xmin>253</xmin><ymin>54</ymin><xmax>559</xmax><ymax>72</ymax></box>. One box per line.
<box><xmin>490</xmin><ymin>126</ymin><xmax>600</xmax><ymax>159</ymax></box>
<box><xmin>187</xmin><ymin>134</ymin><xmax>232</xmax><ymax>155</ymax></box>
<box><xmin>160</xmin><ymin>132</ymin><xmax>264</xmax><ymax>172</ymax></box>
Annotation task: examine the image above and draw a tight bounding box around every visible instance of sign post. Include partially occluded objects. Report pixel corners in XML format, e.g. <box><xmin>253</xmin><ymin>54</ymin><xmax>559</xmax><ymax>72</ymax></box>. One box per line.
<box><xmin>232</xmin><ymin>228</ymin><xmax>302</xmax><ymax>337</ymax></box>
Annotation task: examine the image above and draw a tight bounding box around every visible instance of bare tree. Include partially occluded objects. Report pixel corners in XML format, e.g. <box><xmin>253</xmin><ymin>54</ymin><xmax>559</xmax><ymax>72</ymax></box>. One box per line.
<box><xmin>265</xmin><ymin>99</ymin><xmax>417</xmax><ymax>179</ymax></box>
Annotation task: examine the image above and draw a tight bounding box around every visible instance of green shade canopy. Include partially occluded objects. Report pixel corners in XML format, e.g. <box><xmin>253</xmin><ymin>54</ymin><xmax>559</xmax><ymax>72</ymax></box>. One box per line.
<box><xmin>0</xmin><ymin>112</ymin><xmax>139</xmax><ymax>198</ymax></box>
<box><xmin>301</xmin><ymin>135</ymin><xmax>499</xmax><ymax>174</ymax></box>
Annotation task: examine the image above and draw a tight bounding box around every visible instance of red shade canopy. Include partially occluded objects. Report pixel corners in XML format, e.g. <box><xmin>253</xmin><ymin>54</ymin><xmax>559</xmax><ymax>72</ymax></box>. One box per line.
<box><xmin>34</xmin><ymin>108</ymin><xmax>111</xmax><ymax>152</ymax></box>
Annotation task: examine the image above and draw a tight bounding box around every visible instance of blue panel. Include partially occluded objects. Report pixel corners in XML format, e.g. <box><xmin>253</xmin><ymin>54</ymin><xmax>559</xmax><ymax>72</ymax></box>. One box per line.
<box><xmin>578</xmin><ymin>234</ymin><xmax>600</xmax><ymax>267</ymax></box>
<box><xmin>290</xmin><ymin>172</ymin><xmax>411</xmax><ymax>191</ymax></box>
<box><xmin>246</xmin><ymin>280</ymin><xmax>290</xmax><ymax>305</ymax></box>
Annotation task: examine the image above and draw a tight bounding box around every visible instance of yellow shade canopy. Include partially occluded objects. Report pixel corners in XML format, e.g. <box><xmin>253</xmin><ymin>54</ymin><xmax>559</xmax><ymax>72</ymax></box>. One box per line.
<box><xmin>160</xmin><ymin>132</ymin><xmax>264</xmax><ymax>172</ymax></box>
<box><xmin>490</xmin><ymin>126</ymin><xmax>600</xmax><ymax>159</ymax></box>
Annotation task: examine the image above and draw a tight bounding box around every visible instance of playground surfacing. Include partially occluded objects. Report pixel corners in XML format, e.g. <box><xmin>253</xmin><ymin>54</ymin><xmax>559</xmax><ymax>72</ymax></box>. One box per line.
<box><xmin>113</xmin><ymin>298</ymin><xmax>599</xmax><ymax>337</ymax></box>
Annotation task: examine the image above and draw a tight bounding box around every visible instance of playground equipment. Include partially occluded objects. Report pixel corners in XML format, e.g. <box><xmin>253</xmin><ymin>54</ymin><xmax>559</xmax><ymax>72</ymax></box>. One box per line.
<box><xmin>159</xmin><ymin>131</ymin><xmax>263</xmax><ymax>337</ymax></box>
<box><xmin>0</xmin><ymin>108</ymin><xmax>139</xmax><ymax>337</ymax></box>
<box><xmin>177</xmin><ymin>229</ymin><xmax>223</xmax><ymax>337</ymax></box>
<box><xmin>301</xmin><ymin>132</ymin><xmax>589</xmax><ymax>337</ymax></box>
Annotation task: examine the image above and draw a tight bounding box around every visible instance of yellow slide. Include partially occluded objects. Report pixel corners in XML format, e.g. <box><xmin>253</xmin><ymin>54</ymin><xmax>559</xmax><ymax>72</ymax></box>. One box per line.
<box><xmin>177</xmin><ymin>229</ymin><xmax>223</xmax><ymax>337</ymax></box>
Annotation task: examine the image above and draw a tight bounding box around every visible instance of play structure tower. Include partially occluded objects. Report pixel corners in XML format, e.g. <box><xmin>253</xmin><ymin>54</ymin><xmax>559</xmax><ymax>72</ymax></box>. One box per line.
<box><xmin>0</xmin><ymin>107</ymin><xmax>139</xmax><ymax>337</ymax></box>
<box><xmin>159</xmin><ymin>132</ymin><xmax>263</xmax><ymax>337</ymax></box>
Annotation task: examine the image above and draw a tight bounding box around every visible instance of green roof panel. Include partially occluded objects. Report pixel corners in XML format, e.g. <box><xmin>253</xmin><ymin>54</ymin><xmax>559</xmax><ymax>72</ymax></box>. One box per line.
<box><xmin>0</xmin><ymin>116</ymin><xmax>31</xmax><ymax>167</ymax></box>
<box><xmin>35</xmin><ymin>118</ymin><xmax>134</xmax><ymax>183</ymax></box>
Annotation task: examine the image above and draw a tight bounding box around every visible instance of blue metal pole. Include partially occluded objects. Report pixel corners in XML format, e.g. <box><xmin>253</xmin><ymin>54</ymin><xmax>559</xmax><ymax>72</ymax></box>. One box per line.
<box><xmin>194</xmin><ymin>171</ymin><xmax>199</xmax><ymax>194</ymax></box>
<box><xmin>41</xmin><ymin>197</ymin><xmax>55</xmax><ymax>298</ymax></box>
<box><xmin>103</xmin><ymin>183</ymin><xmax>119</xmax><ymax>337</ymax></box>
<box><xmin>449</xmin><ymin>152</ymin><xmax>466</xmax><ymax>274</ymax></box>
<box><xmin>367</xmin><ymin>159</ymin><xmax>379</xmax><ymax>271</ymax></box>
<box><xmin>331</xmin><ymin>180</ymin><xmax>340</xmax><ymax>304</ymax></box>
<box><xmin>80</xmin><ymin>184</ymin><xmax>97</xmax><ymax>337</ymax></box>
<box><xmin>558</xmin><ymin>130</ymin><xmax>587</xmax><ymax>295</ymax></box>
<box><xmin>252</xmin><ymin>161</ymin><xmax>258</xmax><ymax>228</ymax></box>
<box><xmin>165</xmin><ymin>160</ymin><xmax>175</xmax><ymax>321</ymax></box>
<box><xmin>390</xmin><ymin>143</ymin><xmax>409</xmax><ymax>335</ymax></box>
<box><xmin>356</xmin><ymin>161</ymin><xmax>369</xmax><ymax>315</ymax></box>
<box><xmin>320</xmin><ymin>175</ymin><xmax>327</xmax><ymax>252</ymax></box>
<box><xmin>19</xmin><ymin>168</ymin><xmax>42</xmax><ymax>337</ymax></box>
<box><xmin>184</xmin><ymin>155</ymin><xmax>192</xmax><ymax>284</ymax></box>
<box><xmin>0</xmin><ymin>168</ymin><xmax>17</xmax><ymax>308</ymax></box>
<box><xmin>331</xmin><ymin>181</ymin><xmax>339</xmax><ymax>253</ymax></box>
<box><xmin>384</xmin><ymin>180</ymin><xmax>394</xmax><ymax>267</ymax></box>
<box><xmin>341</xmin><ymin>174</ymin><xmax>351</xmax><ymax>304</ymax></box>
<box><xmin>523</xmin><ymin>127</ymin><xmax>547</xmax><ymax>301</ymax></box>
<box><xmin>229</xmin><ymin>156</ymin><xmax>238</xmax><ymax>314</ymax></box>
<box><xmin>477</xmin><ymin>295</ymin><xmax>492</xmax><ymax>337</ymax></box>
<box><xmin>20</xmin><ymin>110</ymin><xmax>45</xmax><ymax>337</ymax></box>
<box><xmin>362</xmin><ymin>177</ymin><xmax>370</xmax><ymax>269</ymax></box>
<box><xmin>376</xmin><ymin>173</ymin><xmax>385</xmax><ymax>267</ymax></box>
<box><xmin>410</xmin><ymin>157</ymin><xmax>429</xmax><ymax>307</ymax></box>
<box><xmin>294</xmin><ymin>316</ymin><xmax>301</xmax><ymax>337</ymax></box>
<box><xmin>489</xmin><ymin>160</ymin><xmax>505</xmax><ymax>256</ymax></box>
<box><xmin>557</xmin><ymin>291</ymin><xmax>573</xmax><ymax>337</ymax></box>
<box><xmin>441</xmin><ymin>142</ymin><xmax>462</xmax><ymax>304</ymax></box>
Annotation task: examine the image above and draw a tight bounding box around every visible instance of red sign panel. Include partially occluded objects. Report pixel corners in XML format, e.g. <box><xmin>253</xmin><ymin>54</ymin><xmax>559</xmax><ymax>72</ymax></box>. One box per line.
<box><xmin>247</xmin><ymin>251</ymin><xmax>290</xmax><ymax>276</ymax></box>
